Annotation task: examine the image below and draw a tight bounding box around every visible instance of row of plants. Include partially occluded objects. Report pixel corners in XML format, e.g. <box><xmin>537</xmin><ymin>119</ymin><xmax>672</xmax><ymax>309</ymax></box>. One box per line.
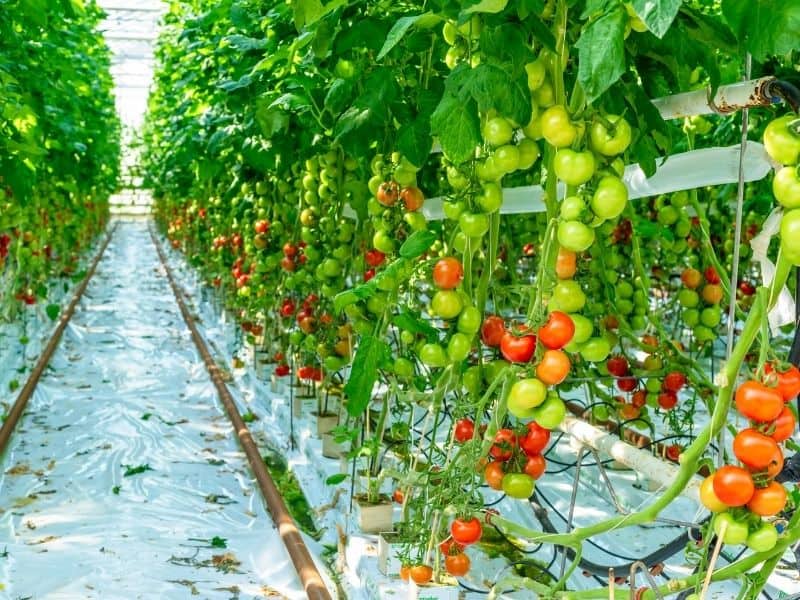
<box><xmin>0</xmin><ymin>0</ymin><xmax>120</xmax><ymax>321</ymax></box>
<box><xmin>143</xmin><ymin>0</ymin><xmax>800</xmax><ymax>596</ymax></box>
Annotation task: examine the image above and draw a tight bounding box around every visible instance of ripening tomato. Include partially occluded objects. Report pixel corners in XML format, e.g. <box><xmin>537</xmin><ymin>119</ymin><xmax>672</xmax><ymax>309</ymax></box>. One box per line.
<box><xmin>663</xmin><ymin>371</ymin><xmax>687</xmax><ymax>393</ymax></box>
<box><xmin>681</xmin><ymin>268</ymin><xmax>702</xmax><ymax>289</ymax></box>
<box><xmin>769</xmin><ymin>406</ymin><xmax>796</xmax><ymax>442</ymax></box>
<box><xmin>536</xmin><ymin>349</ymin><xmax>571</xmax><ymax>385</ymax></box>
<box><xmin>481</xmin><ymin>315</ymin><xmax>506</xmax><ymax>347</ymax></box>
<box><xmin>712</xmin><ymin>466</ymin><xmax>755</xmax><ymax>507</ymax></box>
<box><xmin>735</xmin><ymin>381</ymin><xmax>783</xmax><ymax>423</ymax></box>
<box><xmin>538</xmin><ymin>311</ymin><xmax>575</xmax><ymax>349</ymax></box>
<box><xmin>747</xmin><ymin>481</ymin><xmax>787</xmax><ymax>517</ymax></box>
<box><xmin>699</xmin><ymin>475</ymin><xmax>728</xmax><ymax>513</ymax></box>
<box><xmin>400</xmin><ymin>186</ymin><xmax>424</xmax><ymax>211</ymax></box>
<box><xmin>490</xmin><ymin>428</ymin><xmax>517</xmax><ymax>461</ymax></box>
<box><xmin>445</xmin><ymin>552</ymin><xmax>470</xmax><ymax>577</ymax></box>
<box><xmin>254</xmin><ymin>219</ymin><xmax>270</xmax><ymax>234</ymax></box>
<box><xmin>524</xmin><ymin>454</ymin><xmax>546</xmax><ymax>479</ymax></box>
<box><xmin>399</xmin><ymin>565</ymin><xmax>410</xmax><ymax>581</ymax></box>
<box><xmin>409</xmin><ymin>565</ymin><xmax>433</xmax><ymax>584</ymax></box>
<box><xmin>501</xmin><ymin>331</ymin><xmax>536</xmax><ymax>363</ymax></box>
<box><xmin>733</xmin><ymin>429</ymin><xmax>781</xmax><ymax>470</ymax></box>
<box><xmin>764</xmin><ymin>363</ymin><xmax>800</xmax><ymax>402</ymax></box>
<box><xmin>484</xmin><ymin>461</ymin><xmax>505</xmax><ymax>490</ymax></box>
<box><xmin>451</xmin><ymin>517</ymin><xmax>482</xmax><ymax>545</ymax></box>
<box><xmin>555</xmin><ymin>248</ymin><xmax>577</xmax><ymax>279</ymax></box>
<box><xmin>631</xmin><ymin>389</ymin><xmax>647</xmax><ymax>408</ymax></box>
<box><xmin>454</xmin><ymin>418</ymin><xmax>475</xmax><ymax>443</ymax></box>
<box><xmin>376</xmin><ymin>181</ymin><xmax>399</xmax><ymax>206</ymax></box>
<box><xmin>433</xmin><ymin>257</ymin><xmax>464</xmax><ymax>289</ymax></box>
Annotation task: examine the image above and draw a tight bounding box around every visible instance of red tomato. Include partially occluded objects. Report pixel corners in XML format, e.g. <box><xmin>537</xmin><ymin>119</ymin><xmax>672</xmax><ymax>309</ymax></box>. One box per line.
<box><xmin>433</xmin><ymin>257</ymin><xmax>464</xmax><ymax>290</ymax></box>
<box><xmin>481</xmin><ymin>315</ymin><xmax>506</xmax><ymax>347</ymax></box>
<box><xmin>365</xmin><ymin>248</ymin><xmax>386</xmax><ymax>267</ymax></box>
<box><xmin>617</xmin><ymin>376</ymin><xmax>639</xmax><ymax>393</ymax></box>
<box><xmin>733</xmin><ymin>428</ymin><xmax>781</xmax><ymax>470</ymax></box>
<box><xmin>665</xmin><ymin>444</ymin><xmax>681</xmax><ymax>462</ymax></box>
<box><xmin>500</xmin><ymin>331</ymin><xmax>536</xmax><ymax>363</ymax></box>
<box><xmin>631</xmin><ymin>389</ymin><xmax>647</xmax><ymax>408</ymax></box>
<box><xmin>439</xmin><ymin>538</ymin><xmax>463</xmax><ymax>556</ymax></box>
<box><xmin>280</xmin><ymin>257</ymin><xmax>296</xmax><ymax>272</ymax></box>
<box><xmin>657</xmin><ymin>391</ymin><xmax>678</xmax><ymax>410</ymax></box>
<box><xmin>537</xmin><ymin>311</ymin><xmax>575</xmax><ymax>350</ymax></box>
<box><xmin>454</xmin><ymin>418</ymin><xmax>475</xmax><ymax>443</ymax></box>
<box><xmin>663</xmin><ymin>371</ymin><xmax>687</xmax><ymax>393</ymax></box>
<box><xmin>519</xmin><ymin>422</ymin><xmax>550</xmax><ymax>456</ymax></box>
<box><xmin>490</xmin><ymin>429</ymin><xmax>517</xmax><ymax>461</ymax></box>
<box><xmin>769</xmin><ymin>406</ymin><xmax>796</xmax><ymax>442</ymax></box>
<box><xmin>364</xmin><ymin>269</ymin><xmax>376</xmax><ymax>282</ymax></box>
<box><xmin>704</xmin><ymin>266</ymin><xmax>721</xmax><ymax>284</ymax></box>
<box><xmin>764</xmin><ymin>363</ymin><xmax>800</xmax><ymax>402</ymax></box>
<box><xmin>619</xmin><ymin>403</ymin><xmax>641</xmax><ymax>420</ymax></box>
<box><xmin>409</xmin><ymin>565</ymin><xmax>433</xmax><ymax>584</ymax></box>
<box><xmin>606</xmin><ymin>356</ymin><xmax>629</xmax><ymax>377</ymax></box>
<box><xmin>283</xmin><ymin>243</ymin><xmax>297</xmax><ymax>258</ymax></box>
<box><xmin>280</xmin><ymin>299</ymin><xmax>296</xmax><ymax>318</ymax></box>
<box><xmin>275</xmin><ymin>364</ymin><xmax>290</xmax><ymax>377</ymax></box>
<box><xmin>524</xmin><ymin>454</ymin><xmax>546</xmax><ymax>479</ymax></box>
<box><xmin>735</xmin><ymin>381</ymin><xmax>783</xmax><ymax>423</ymax></box>
<box><xmin>712</xmin><ymin>466</ymin><xmax>755</xmax><ymax>507</ymax></box>
<box><xmin>747</xmin><ymin>481</ymin><xmax>787</xmax><ymax>517</ymax></box>
<box><xmin>392</xmin><ymin>489</ymin><xmax>404</xmax><ymax>504</ymax></box>
<box><xmin>451</xmin><ymin>517</ymin><xmax>482</xmax><ymax>545</ymax></box>
<box><xmin>445</xmin><ymin>552</ymin><xmax>470</xmax><ymax>577</ymax></box>
<box><xmin>254</xmin><ymin>219</ymin><xmax>270</xmax><ymax>234</ymax></box>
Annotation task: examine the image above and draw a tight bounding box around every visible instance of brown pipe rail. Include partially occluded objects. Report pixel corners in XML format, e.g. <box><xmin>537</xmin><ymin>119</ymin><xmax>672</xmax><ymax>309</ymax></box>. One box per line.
<box><xmin>0</xmin><ymin>223</ymin><xmax>117</xmax><ymax>456</ymax></box>
<box><xmin>149</xmin><ymin>226</ymin><xmax>333</xmax><ymax>600</ymax></box>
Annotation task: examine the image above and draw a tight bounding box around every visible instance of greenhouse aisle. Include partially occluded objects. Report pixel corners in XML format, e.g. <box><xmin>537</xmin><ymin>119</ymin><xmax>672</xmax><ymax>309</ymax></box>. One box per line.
<box><xmin>0</xmin><ymin>220</ymin><xmax>307</xmax><ymax>599</ymax></box>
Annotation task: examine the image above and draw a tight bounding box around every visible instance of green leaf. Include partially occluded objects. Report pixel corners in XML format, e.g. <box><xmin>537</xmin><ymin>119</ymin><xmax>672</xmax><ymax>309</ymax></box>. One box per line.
<box><xmin>223</xmin><ymin>35</ymin><xmax>267</xmax><ymax>52</ymax></box>
<box><xmin>122</xmin><ymin>464</ymin><xmax>154</xmax><ymax>477</ymax></box>
<box><xmin>399</xmin><ymin>230</ymin><xmax>437</xmax><ymax>259</ymax></box>
<box><xmin>344</xmin><ymin>335</ymin><xmax>390</xmax><ymax>418</ymax></box>
<box><xmin>630</xmin><ymin>0</ymin><xmax>682</xmax><ymax>38</ymax></box>
<box><xmin>210</xmin><ymin>536</ymin><xmax>228</xmax><ymax>548</ymax></box>
<box><xmin>396</xmin><ymin>119</ymin><xmax>432</xmax><ymax>168</ymax></box>
<box><xmin>526</xmin><ymin>13</ymin><xmax>556</xmax><ymax>52</ymax></box>
<box><xmin>333</xmin><ymin>284</ymin><xmax>375</xmax><ymax>313</ymax></box>
<box><xmin>464</xmin><ymin>0</ymin><xmax>509</xmax><ymax>15</ymax></box>
<box><xmin>721</xmin><ymin>0</ymin><xmax>800</xmax><ymax>60</ymax></box>
<box><xmin>293</xmin><ymin>0</ymin><xmax>348</xmax><ymax>31</ymax></box>
<box><xmin>378</xmin><ymin>14</ymin><xmax>439</xmax><ymax>61</ymax></box>
<box><xmin>516</xmin><ymin>0</ymin><xmax>544</xmax><ymax>19</ymax></box>
<box><xmin>325</xmin><ymin>473</ymin><xmax>348</xmax><ymax>485</ymax></box>
<box><xmin>392</xmin><ymin>310</ymin><xmax>439</xmax><ymax>341</ymax></box>
<box><xmin>323</xmin><ymin>78</ymin><xmax>355</xmax><ymax>114</ymax></box>
<box><xmin>467</xmin><ymin>64</ymin><xmax>531</xmax><ymax>125</ymax></box>
<box><xmin>430</xmin><ymin>94</ymin><xmax>480</xmax><ymax>164</ymax></box>
<box><xmin>45</xmin><ymin>304</ymin><xmax>60</xmax><ymax>321</ymax></box>
<box><xmin>575</xmin><ymin>8</ymin><xmax>627</xmax><ymax>103</ymax></box>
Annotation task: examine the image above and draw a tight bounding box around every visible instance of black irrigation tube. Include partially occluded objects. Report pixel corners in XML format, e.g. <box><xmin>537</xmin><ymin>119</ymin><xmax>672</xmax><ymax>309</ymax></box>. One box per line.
<box><xmin>0</xmin><ymin>224</ymin><xmax>116</xmax><ymax>456</ymax></box>
<box><xmin>149</xmin><ymin>226</ymin><xmax>333</xmax><ymax>600</ymax></box>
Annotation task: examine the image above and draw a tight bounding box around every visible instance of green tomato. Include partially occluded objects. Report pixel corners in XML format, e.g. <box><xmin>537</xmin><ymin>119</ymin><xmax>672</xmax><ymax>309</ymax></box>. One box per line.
<box><xmin>484</xmin><ymin>359</ymin><xmax>511</xmax><ymax>383</ymax></box>
<box><xmin>693</xmin><ymin>325</ymin><xmax>715</xmax><ymax>342</ymax></box>
<box><xmin>540</xmin><ymin>105</ymin><xmax>577</xmax><ymax>148</ymax></box>
<box><xmin>457</xmin><ymin>306</ymin><xmax>482</xmax><ymax>334</ymax></box>
<box><xmin>447</xmin><ymin>166</ymin><xmax>469</xmax><ymax>190</ymax></box>
<box><xmin>289</xmin><ymin>330</ymin><xmax>304</xmax><ymax>346</ymax></box>
<box><xmin>713</xmin><ymin>513</ymin><xmax>749</xmax><ymax>546</ymax></box>
<box><xmin>557</xmin><ymin>220</ymin><xmax>595</xmax><ymax>252</ymax></box>
<box><xmin>322</xmin><ymin>258</ymin><xmax>342</xmax><ymax>278</ymax></box>
<box><xmin>592</xmin><ymin>404</ymin><xmax>610</xmax><ymax>421</ymax></box>
<box><xmin>532</xmin><ymin>393</ymin><xmax>566</xmax><ymax>429</ymax></box>
<box><xmin>580</xmin><ymin>337</ymin><xmax>611</xmax><ymax>362</ymax></box>
<box><xmin>484</xmin><ymin>116</ymin><xmax>514</xmax><ymax>146</ymax></box>
<box><xmin>447</xmin><ymin>333</ymin><xmax>472</xmax><ymax>362</ymax></box>
<box><xmin>589</xmin><ymin>115</ymin><xmax>632</xmax><ymax>156</ymax></box>
<box><xmin>367</xmin><ymin>294</ymin><xmax>388</xmax><ymax>315</ymax></box>
<box><xmin>324</xmin><ymin>356</ymin><xmax>346</xmax><ymax>371</ymax></box>
<box><xmin>459</xmin><ymin>212</ymin><xmax>490</xmax><ymax>238</ymax></box>
<box><xmin>508</xmin><ymin>378</ymin><xmax>547</xmax><ymax>412</ymax></box>
<box><xmin>560</xmin><ymin>196</ymin><xmax>586</xmax><ymax>221</ymax></box>
<box><xmin>367</xmin><ymin>174</ymin><xmax>383</xmax><ymax>196</ymax></box>
<box><xmin>431</xmin><ymin>290</ymin><xmax>463</xmax><ymax>320</ymax></box>
<box><xmin>683</xmin><ymin>308</ymin><xmax>700</xmax><ymax>326</ymax></box>
<box><xmin>774</xmin><ymin>167</ymin><xmax>800</xmax><ymax>209</ymax></box>
<box><xmin>678</xmin><ymin>289</ymin><xmax>699</xmax><ymax>308</ymax></box>
<box><xmin>475</xmin><ymin>157</ymin><xmax>503</xmax><ymax>181</ymax></box>
<box><xmin>700</xmin><ymin>305</ymin><xmax>721</xmax><ymax>328</ymax></box>
<box><xmin>746</xmin><ymin>523</ymin><xmax>778</xmax><ymax>553</ymax></box>
<box><xmin>394</xmin><ymin>166</ymin><xmax>416</xmax><ymax>187</ymax></box>
<box><xmin>780</xmin><ymin>209</ymin><xmax>800</xmax><ymax>265</ymax></box>
<box><xmin>420</xmin><ymin>343</ymin><xmax>448</xmax><ymax>368</ymax></box>
<box><xmin>553</xmin><ymin>149</ymin><xmax>596</xmax><ymax>186</ymax></box>
<box><xmin>463</xmin><ymin>365</ymin><xmax>483</xmax><ymax>396</ymax></box>
<box><xmin>373</xmin><ymin>230</ymin><xmax>395</xmax><ymax>254</ymax></box>
<box><xmin>442</xmin><ymin>21</ymin><xmax>458</xmax><ymax>45</ymax></box>
<box><xmin>393</xmin><ymin>357</ymin><xmax>415</xmax><ymax>378</ymax></box>
<box><xmin>552</xmin><ymin>280</ymin><xmax>586</xmax><ymax>313</ymax></box>
<box><xmin>518</xmin><ymin>138</ymin><xmax>540</xmax><ymax>170</ymax></box>
<box><xmin>616</xmin><ymin>280</ymin><xmax>633</xmax><ymax>298</ymax></box>
<box><xmin>443</xmin><ymin>200</ymin><xmax>466</xmax><ymax>220</ymax></box>
<box><xmin>764</xmin><ymin>115</ymin><xmax>800</xmax><ymax>166</ymax></box>
<box><xmin>493</xmin><ymin>145</ymin><xmax>520</xmax><ymax>174</ymax></box>
<box><xmin>657</xmin><ymin>205</ymin><xmax>679</xmax><ymax>226</ymax></box>
<box><xmin>570</xmin><ymin>314</ymin><xmax>593</xmax><ymax>344</ymax></box>
<box><xmin>404</xmin><ymin>211</ymin><xmax>427</xmax><ymax>231</ymax></box>
<box><xmin>502</xmin><ymin>473</ymin><xmax>535</xmax><ymax>499</ymax></box>
<box><xmin>478</xmin><ymin>182</ymin><xmax>503</xmax><ymax>213</ymax></box>
<box><xmin>591</xmin><ymin>176</ymin><xmax>628</xmax><ymax>220</ymax></box>
<box><xmin>525</xmin><ymin>59</ymin><xmax>546</xmax><ymax>91</ymax></box>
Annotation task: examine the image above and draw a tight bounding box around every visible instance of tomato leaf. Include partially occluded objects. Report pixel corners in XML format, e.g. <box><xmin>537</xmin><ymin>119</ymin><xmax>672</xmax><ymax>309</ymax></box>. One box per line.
<box><xmin>396</xmin><ymin>119</ymin><xmax>432</xmax><ymax>169</ymax></box>
<box><xmin>526</xmin><ymin>14</ymin><xmax>556</xmax><ymax>52</ymax></box>
<box><xmin>463</xmin><ymin>0</ymin><xmax>509</xmax><ymax>15</ymax></box>
<box><xmin>430</xmin><ymin>93</ymin><xmax>480</xmax><ymax>164</ymax></box>
<box><xmin>293</xmin><ymin>0</ymin><xmax>347</xmax><ymax>31</ymax></box>
<box><xmin>516</xmin><ymin>0</ymin><xmax>544</xmax><ymax>19</ymax></box>
<box><xmin>721</xmin><ymin>0</ymin><xmax>800</xmax><ymax>60</ymax></box>
<box><xmin>333</xmin><ymin>284</ymin><xmax>375</xmax><ymax>313</ymax></box>
<box><xmin>399</xmin><ymin>230</ymin><xmax>437</xmax><ymax>259</ymax></box>
<box><xmin>630</xmin><ymin>0</ymin><xmax>682</xmax><ymax>38</ymax></box>
<box><xmin>576</xmin><ymin>7</ymin><xmax>627</xmax><ymax>103</ymax></box>
<box><xmin>45</xmin><ymin>304</ymin><xmax>60</xmax><ymax>321</ymax></box>
<box><xmin>467</xmin><ymin>64</ymin><xmax>531</xmax><ymax>125</ymax></box>
<box><xmin>325</xmin><ymin>473</ymin><xmax>348</xmax><ymax>485</ymax></box>
<box><xmin>344</xmin><ymin>335</ymin><xmax>390</xmax><ymax>417</ymax></box>
<box><xmin>222</xmin><ymin>35</ymin><xmax>267</xmax><ymax>52</ymax></box>
<box><xmin>378</xmin><ymin>13</ymin><xmax>441</xmax><ymax>61</ymax></box>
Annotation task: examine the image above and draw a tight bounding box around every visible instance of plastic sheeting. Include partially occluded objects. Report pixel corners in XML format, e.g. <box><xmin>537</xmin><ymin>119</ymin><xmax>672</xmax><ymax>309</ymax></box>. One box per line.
<box><xmin>0</xmin><ymin>221</ymin><xmax>316</xmax><ymax>599</ymax></box>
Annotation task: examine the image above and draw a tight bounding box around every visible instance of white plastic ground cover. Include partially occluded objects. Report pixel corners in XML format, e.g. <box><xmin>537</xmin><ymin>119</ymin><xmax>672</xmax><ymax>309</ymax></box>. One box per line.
<box><xmin>0</xmin><ymin>220</ymin><xmax>325</xmax><ymax>599</ymax></box>
<box><xmin>159</xmin><ymin>230</ymin><xmax>800</xmax><ymax>599</ymax></box>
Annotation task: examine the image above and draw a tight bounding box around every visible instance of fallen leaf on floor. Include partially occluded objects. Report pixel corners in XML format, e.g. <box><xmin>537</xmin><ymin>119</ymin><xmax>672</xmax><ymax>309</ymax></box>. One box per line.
<box><xmin>211</xmin><ymin>552</ymin><xmax>241</xmax><ymax>573</ymax></box>
<box><xmin>12</xmin><ymin>495</ymin><xmax>37</xmax><ymax>508</ymax></box>
<box><xmin>27</xmin><ymin>535</ymin><xmax>58</xmax><ymax>545</ymax></box>
<box><xmin>6</xmin><ymin>463</ymin><xmax>30</xmax><ymax>476</ymax></box>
